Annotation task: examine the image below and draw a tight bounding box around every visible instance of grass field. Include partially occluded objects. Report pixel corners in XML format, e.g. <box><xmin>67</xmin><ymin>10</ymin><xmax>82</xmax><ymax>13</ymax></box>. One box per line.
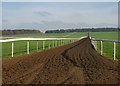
<box><xmin>1</xmin><ymin>32</ymin><xmax>118</xmax><ymax>39</ymax></box>
<box><xmin>1</xmin><ymin>32</ymin><xmax>119</xmax><ymax>60</ymax></box>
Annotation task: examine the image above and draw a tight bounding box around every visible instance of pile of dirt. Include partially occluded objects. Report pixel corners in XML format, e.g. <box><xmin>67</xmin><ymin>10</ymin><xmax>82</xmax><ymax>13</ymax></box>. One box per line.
<box><xmin>2</xmin><ymin>37</ymin><xmax>119</xmax><ymax>84</ymax></box>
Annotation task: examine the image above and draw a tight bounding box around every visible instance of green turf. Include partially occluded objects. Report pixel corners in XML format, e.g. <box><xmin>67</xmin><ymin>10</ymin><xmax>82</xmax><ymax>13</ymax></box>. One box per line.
<box><xmin>96</xmin><ymin>41</ymin><xmax>119</xmax><ymax>60</ymax></box>
<box><xmin>2</xmin><ymin>40</ymin><xmax>71</xmax><ymax>59</ymax></box>
<box><xmin>2</xmin><ymin>32</ymin><xmax>118</xmax><ymax>39</ymax></box>
<box><xmin>3</xmin><ymin>33</ymin><xmax>75</xmax><ymax>38</ymax></box>
<box><xmin>1</xmin><ymin>31</ymin><xmax>119</xmax><ymax>60</ymax></box>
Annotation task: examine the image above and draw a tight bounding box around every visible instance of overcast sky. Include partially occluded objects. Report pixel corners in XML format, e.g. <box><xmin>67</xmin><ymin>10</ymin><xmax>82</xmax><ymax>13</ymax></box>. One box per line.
<box><xmin>2</xmin><ymin>2</ymin><xmax>118</xmax><ymax>32</ymax></box>
<box><xmin>1</xmin><ymin>0</ymin><xmax>119</xmax><ymax>2</ymax></box>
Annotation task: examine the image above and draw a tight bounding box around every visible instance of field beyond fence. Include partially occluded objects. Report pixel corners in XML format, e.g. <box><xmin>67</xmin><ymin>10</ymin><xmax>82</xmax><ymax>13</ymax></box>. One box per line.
<box><xmin>1</xmin><ymin>32</ymin><xmax>119</xmax><ymax>60</ymax></box>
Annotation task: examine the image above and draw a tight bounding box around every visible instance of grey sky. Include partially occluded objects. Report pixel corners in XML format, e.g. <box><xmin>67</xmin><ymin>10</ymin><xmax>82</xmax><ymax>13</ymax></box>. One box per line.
<box><xmin>2</xmin><ymin>2</ymin><xmax>118</xmax><ymax>32</ymax></box>
<box><xmin>2</xmin><ymin>0</ymin><xmax>119</xmax><ymax>2</ymax></box>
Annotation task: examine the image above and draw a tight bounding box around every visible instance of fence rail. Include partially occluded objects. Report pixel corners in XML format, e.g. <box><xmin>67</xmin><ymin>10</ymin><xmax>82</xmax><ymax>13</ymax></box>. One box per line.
<box><xmin>91</xmin><ymin>38</ymin><xmax>120</xmax><ymax>60</ymax></box>
<box><xmin>92</xmin><ymin>38</ymin><xmax>120</xmax><ymax>43</ymax></box>
<box><xmin>1</xmin><ymin>37</ymin><xmax>87</xmax><ymax>58</ymax></box>
<box><xmin>0</xmin><ymin>38</ymin><xmax>82</xmax><ymax>42</ymax></box>
<box><xmin>1</xmin><ymin>36</ymin><xmax>120</xmax><ymax>60</ymax></box>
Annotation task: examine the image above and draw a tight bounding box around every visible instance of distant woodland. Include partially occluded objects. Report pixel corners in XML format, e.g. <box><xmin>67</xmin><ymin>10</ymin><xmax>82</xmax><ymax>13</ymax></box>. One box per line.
<box><xmin>0</xmin><ymin>28</ymin><xmax>119</xmax><ymax>36</ymax></box>
<box><xmin>45</xmin><ymin>28</ymin><xmax>119</xmax><ymax>33</ymax></box>
<box><xmin>1</xmin><ymin>29</ymin><xmax>41</xmax><ymax>36</ymax></box>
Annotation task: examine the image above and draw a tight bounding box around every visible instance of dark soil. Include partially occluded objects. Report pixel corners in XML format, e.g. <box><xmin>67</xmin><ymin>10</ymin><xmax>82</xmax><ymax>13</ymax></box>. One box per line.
<box><xmin>2</xmin><ymin>37</ymin><xmax>119</xmax><ymax>84</ymax></box>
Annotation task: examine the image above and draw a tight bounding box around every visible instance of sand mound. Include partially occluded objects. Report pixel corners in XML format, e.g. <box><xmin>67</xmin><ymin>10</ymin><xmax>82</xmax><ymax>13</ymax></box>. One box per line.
<box><xmin>2</xmin><ymin>37</ymin><xmax>119</xmax><ymax>84</ymax></box>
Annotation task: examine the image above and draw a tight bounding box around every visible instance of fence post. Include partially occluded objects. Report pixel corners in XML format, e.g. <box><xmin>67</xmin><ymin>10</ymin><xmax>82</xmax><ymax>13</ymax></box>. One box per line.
<box><xmin>61</xmin><ymin>40</ymin><xmax>63</xmax><ymax>45</ymax></box>
<box><xmin>54</xmin><ymin>40</ymin><xmax>56</xmax><ymax>47</ymax></box>
<box><xmin>96</xmin><ymin>41</ymin><xmax>97</xmax><ymax>50</ymax></box>
<box><xmin>48</xmin><ymin>41</ymin><xmax>51</xmax><ymax>49</ymax></box>
<box><xmin>92</xmin><ymin>40</ymin><xmax>97</xmax><ymax>50</ymax></box>
<box><xmin>49</xmin><ymin>43</ymin><xmax>50</xmax><ymax>49</ymax></box>
<box><xmin>27</xmin><ymin>41</ymin><xmax>29</xmax><ymax>54</ymax></box>
<box><xmin>60</xmin><ymin>40</ymin><xmax>61</xmax><ymax>45</ymax></box>
<box><xmin>37</xmin><ymin>41</ymin><xmax>38</xmax><ymax>52</ymax></box>
<box><xmin>58</xmin><ymin>40</ymin><xmax>59</xmax><ymax>46</ymax></box>
<box><xmin>114</xmin><ymin>42</ymin><xmax>116</xmax><ymax>60</ymax></box>
<box><xmin>59</xmin><ymin>40</ymin><xmax>61</xmax><ymax>46</ymax></box>
<box><xmin>101</xmin><ymin>41</ymin><xmax>103</xmax><ymax>55</ymax></box>
<box><xmin>11</xmin><ymin>42</ymin><xmax>14</xmax><ymax>57</ymax></box>
<box><xmin>63</xmin><ymin>40</ymin><xmax>65</xmax><ymax>45</ymax></box>
<box><xmin>55</xmin><ymin>40</ymin><xmax>57</xmax><ymax>46</ymax></box>
<box><xmin>43</xmin><ymin>41</ymin><xmax>45</xmax><ymax>50</ymax></box>
<box><xmin>53</xmin><ymin>40</ymin><xmax>54</xmax><ymax>47</ymax></box>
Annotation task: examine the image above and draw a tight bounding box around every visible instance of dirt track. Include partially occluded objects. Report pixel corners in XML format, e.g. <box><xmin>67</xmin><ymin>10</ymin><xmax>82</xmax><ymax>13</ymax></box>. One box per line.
<box><xmin>2</xmin><ymin>37</ymin><xmax>119</xmax><ymax>84</ymax></box>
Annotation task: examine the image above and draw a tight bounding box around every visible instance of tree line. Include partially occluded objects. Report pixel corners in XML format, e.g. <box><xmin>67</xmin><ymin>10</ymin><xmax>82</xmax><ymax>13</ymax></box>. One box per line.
<box><xmin>1</xmin><ymin>29</ymin><xmax>41</xmax><ymax>36</ymax></box>
<box><xmin>45</xmin><ymin>28</ymin><xmax>119</xmax><ymax>33</ymax></box>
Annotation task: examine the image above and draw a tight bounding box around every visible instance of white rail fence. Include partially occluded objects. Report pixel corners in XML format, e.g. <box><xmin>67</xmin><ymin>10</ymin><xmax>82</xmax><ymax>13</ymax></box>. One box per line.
<box><xmin>1</xmin><ymin>36</ymin><xmax>119</xmax><ymax>60</ymax></box>
<box><xmin>1</xmin><ymin>37</ymin><xmax>86</xmax><ymax>58</ymax></box>
<box><xmin>92</xmin><ymin>38</ymin><xmax>120</xmax><ymax>60</ymax></box>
